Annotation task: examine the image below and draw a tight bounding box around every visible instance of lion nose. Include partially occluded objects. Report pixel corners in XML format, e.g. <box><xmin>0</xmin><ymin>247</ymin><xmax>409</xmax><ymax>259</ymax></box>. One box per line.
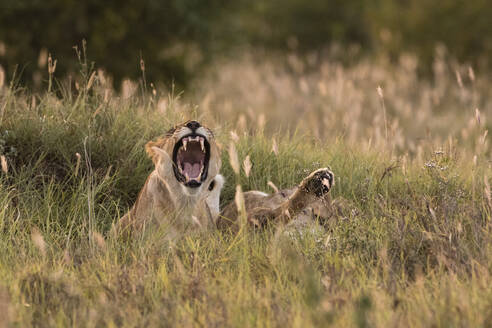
<box><xmin>186</xmin><ymin>120</ymin><xmax>201</xmax><ymax>131</ymax></box>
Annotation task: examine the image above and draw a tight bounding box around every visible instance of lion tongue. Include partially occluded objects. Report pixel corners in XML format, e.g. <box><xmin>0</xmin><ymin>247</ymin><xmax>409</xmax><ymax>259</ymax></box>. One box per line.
<box><xmin>183</xmin><ymin>162</ymin><xmax>201</xmax><ymax>179</ymax></box>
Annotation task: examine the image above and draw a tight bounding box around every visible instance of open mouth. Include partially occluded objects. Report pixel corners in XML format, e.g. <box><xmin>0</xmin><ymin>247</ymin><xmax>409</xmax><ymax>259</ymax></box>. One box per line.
<box><xmin>172</xmin><ymin>134</ymin><xmax>210</xmax><ymax>188</ymax></box>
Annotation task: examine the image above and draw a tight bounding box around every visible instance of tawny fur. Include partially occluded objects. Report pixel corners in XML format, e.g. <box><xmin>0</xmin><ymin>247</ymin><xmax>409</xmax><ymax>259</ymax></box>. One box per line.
<box><xmin>114</xmin><ymin>121</ymin><xmax>336</xmax><ymax>235</ymax></box>
<box><xmin>113</xmin><ymin>122</ymin><xmax>223</xmax><ymax>234</ymax></box>
<box><xmin>219</xmin><ymin>168</ymin><xmax>335</xmax><ymax>231</ymax></box>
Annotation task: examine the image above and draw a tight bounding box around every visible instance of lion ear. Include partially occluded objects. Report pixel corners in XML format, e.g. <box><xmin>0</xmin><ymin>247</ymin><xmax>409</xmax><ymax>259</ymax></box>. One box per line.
<box><xmin>145</xmin><ymin>139</ymin><xmax>167</xmax><ymax>163</ymax></box>
<box><xmin>151</xmin><ymin>146</ymin><xmax>171</xmax><ymax>162</ymax></box>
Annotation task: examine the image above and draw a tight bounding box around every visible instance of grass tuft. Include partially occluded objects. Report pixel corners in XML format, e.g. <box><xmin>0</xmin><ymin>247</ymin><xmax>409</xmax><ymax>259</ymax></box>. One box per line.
<box><xmin>0</xmin><ymin>54</ymin><xmax>492</xmax><ymax>327</ymax></box>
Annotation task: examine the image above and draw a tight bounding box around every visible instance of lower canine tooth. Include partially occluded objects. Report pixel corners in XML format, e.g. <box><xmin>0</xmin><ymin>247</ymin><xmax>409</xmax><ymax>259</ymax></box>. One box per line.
<box><xmin>184</xmin><ymin>172</ymin><xmax>190</xmax><ymax>182</ymax></box>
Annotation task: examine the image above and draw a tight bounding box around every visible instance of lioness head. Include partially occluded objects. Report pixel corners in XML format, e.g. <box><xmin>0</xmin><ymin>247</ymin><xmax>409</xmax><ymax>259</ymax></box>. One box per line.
<box><xmin>146</xmin><ymin>120</ymin><xmax>221</xmax><ymax>194</ymax></box>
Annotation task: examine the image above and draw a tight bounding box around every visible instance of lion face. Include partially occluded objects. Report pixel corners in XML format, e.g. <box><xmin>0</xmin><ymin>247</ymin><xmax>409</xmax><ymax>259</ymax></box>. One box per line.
<box><xmin>146</xmin><ymin>120</ymin><xmax>221</xmax><ymax>192</ymax></box>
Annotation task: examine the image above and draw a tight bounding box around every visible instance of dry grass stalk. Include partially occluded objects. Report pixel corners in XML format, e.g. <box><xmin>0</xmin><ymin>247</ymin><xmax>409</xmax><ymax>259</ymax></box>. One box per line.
<box><xmin>267</xmin><ymin>181</ymin><xmax>279</xmax><ymax>193</ymax></box>
<box><xmin>271</xmin><ymin>139</ymin><xmax>279</xmax><ymax>156</ymax></box>
<box><xmin>456</xmin><ymin>70</ymin><xmax>463</xmax><ymax>88</ymax></box>
<box><xmin>30</xmin><ymin>95</ymin><xmax>37</xmax><ymax>110</ymax></box>
<box><xmin>257</xmin><ymin>113</ymin><xmax>266</xmax><ymax>130</ymax></box>
<box><xmin>230</xmin><ymin>130</ymin><xmax>239</xmax><ymax>143</ymax></box>
<box><xmin>0</xmin><ymin>155</ymin><xmax>7</xmax><ymax>174</ymax></box>
<box><xmin>428</xmin><ymin>205</ymin><xmax>437</xmax><ymax>221</ymax></box>
<box><xmin>0</xmin><ymin>65</ymin><xmax>4</xmax><ymax>89</ymax></box>
<box><xmin>243</xmin><ymin>155</ymin><xmax>252</xmax><ymax>177</ymax></box>
<box><xmin>484</xmin><ymin>176</ymin><xmax>491</xmax><ymax>209</ymax></box>
<box><xmin>234</xmin><ymin>184</ymin><xmax>246</xmax><ymax>225</ymax></box>
<box><xmin>191</xmin><ymin>215</ymin><xmax>202</xmax><ymax>228</ymax></box>
<box><xmin>74</xmin><ymin>153</ymin><xmax>81</xmax><ymax>177</ymax></box>
<box><xmin>86</xmin><ymin>71</ymin><xmax>97</xmax><ymax>91</ymax></box>
<box><xmin>91</xmin><ymin>231</ymin><xmax>106</xmax><ymax>250</ymax></box>
<box><xmin>37</xmin><ymin>48</ymin><xmax>48</xmax><ymax>69</ymax></box>
<box><xmin>377</xmin><ymin>85</ymin><xmax>388</xmax><ymax>142</ymax></box>
<box><xmin>228</xmin><ymin>141</ymin><xmax>240</xmax><ymax>175</ymax></box>
<box><xmin>47</xmin><ymin>53</ymin><xmax>57</xmax><ymax>75</ymax></box>
<box><xmin>475</xmin><ymin>108</ymin><xmax>481</xmax><ymax>126</ymax></box>
<box><xmin>31</xmin><ymin>227</ymin><xmax>46</xmax><ymax>257</ymax></box>
<box><xmin>468</xmin><ymin>66</ymin><xmax>475</xmax><ymax>82</ymax></box>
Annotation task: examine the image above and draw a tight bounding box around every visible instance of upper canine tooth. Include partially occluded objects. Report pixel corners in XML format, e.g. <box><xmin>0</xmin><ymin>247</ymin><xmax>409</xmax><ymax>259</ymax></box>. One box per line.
<box><xmin>183</xmin><ymin>139</ymin><xmax>188</xmax><ymax>151</ymax></box>
<box><xmin>200</xmin><ymin>138</ymin><xmax>205</xmax><ymax>152</ymax></box>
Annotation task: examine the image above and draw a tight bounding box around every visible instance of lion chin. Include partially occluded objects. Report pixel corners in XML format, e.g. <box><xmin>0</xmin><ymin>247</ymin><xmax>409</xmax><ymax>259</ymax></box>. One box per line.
<box><xmin>113</xmin><ymin>120</ymin><xmax>337</xmax><ymax>236</ymax></box>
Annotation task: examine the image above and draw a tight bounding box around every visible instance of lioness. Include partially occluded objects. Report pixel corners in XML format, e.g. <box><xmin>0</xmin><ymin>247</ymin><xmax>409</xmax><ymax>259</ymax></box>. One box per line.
<box><xmin>114</xmin><ymin>120</ymin><xmax>335</xmax><ymax>234</ymax></box>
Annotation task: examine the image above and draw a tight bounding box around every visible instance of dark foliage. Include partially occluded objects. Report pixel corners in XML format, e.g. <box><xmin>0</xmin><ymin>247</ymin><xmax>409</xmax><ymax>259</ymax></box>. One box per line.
<box><xmin>0</xmin><ymin>0</ymin><xmax>491</xmax><ymax>86</ymax></box>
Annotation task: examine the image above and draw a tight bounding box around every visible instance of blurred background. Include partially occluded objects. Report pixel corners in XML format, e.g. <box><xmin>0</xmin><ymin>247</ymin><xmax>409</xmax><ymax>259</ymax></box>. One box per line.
<box><xmin>1</xmin><ymin>0</ymin><xmax>491</xmax><ymax>88</ymax></box>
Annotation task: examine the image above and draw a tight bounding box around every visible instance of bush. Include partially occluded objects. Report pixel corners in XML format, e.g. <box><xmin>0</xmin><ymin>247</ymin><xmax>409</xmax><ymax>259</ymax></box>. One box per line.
<box><xmin>1</xmin><ymin>0</ymin><xmax>491</xmax><ymax>87</ymax></box>
<box><xmin>0</xmin><ymin>0</ymin><xmax>230</xmax><ymax>87</ymax></box>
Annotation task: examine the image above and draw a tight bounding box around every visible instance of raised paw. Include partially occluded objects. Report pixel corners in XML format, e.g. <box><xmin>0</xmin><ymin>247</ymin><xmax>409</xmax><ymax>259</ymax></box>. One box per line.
<box><xmin>301</xmin><ymin>168</ymin><xmax>334</xmax><ymax>197</ymax></box>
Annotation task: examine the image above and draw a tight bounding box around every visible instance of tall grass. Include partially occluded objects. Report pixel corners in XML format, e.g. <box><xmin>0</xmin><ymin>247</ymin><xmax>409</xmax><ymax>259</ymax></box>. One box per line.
<box><xmin>0</xmin><ymin>53</ymin><xmax>491</xmax><ymax>327</ymax></box>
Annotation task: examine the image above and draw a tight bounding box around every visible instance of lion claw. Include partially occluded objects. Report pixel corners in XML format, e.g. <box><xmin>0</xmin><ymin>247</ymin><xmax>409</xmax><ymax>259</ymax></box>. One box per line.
<box><xmin>301</xmin><ymin>168</ymin><xmax>334</xmax><ymax>197</ymax></box>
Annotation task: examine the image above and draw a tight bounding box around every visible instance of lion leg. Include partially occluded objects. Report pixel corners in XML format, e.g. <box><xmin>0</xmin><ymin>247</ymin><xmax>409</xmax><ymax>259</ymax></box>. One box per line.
<box><xmin>248</xmin><ymin>168</ymin><xmax>334</xmax><ymax>227</ymax></box>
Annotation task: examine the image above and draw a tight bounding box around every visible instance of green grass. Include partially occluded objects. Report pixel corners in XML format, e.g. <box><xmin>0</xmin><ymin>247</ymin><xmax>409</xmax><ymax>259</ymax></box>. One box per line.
<box><xmin>1</xmin><ymin>59</ymin><xmax>492</xmax><ymax>327</ymax></box>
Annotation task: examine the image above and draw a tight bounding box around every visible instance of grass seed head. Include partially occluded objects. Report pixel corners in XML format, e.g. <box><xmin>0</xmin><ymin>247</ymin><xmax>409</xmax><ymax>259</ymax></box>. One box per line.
<box><xmin>0</xmin><ymin>65</ymin><xmax>4</xmax><ymax>89</ymax></box>
<box><xmin>47</xmin><ymin>53</ymin><xmax>57</xmax><ymax>74</ymax></box>
<box><xmin>0</xmin><ymin>155</ymin><xmax>7</xmax><ymax>174</ymax></box>
<box><xmin>456</xmin><ymin>70</ymin><xmax>463</xmax><ymax>88</ymax></box>
<box><xmin>31</xmin><ymin>228</ymin><xmax>46</xmax><ymax>257</ymax></box>
<box><xmin>230</xmin><ymin>130</ymin><xmax>239</xmax><ymax>142</ymax></box>
<box><xmin>272</xmin><ymin>138</ymin><xmax>278</xmax><ymax>155</ymax></box>
<box><xmin>377</xmin><ymin>85</ymin><xmax>384</xmax><ymax>98</ymax></box>
<box><xmin>468</xmin><ymin>66</ymin><xmax>475</xmax><ymax>82</ymax></box>
<box><xmin>243</xmin><ymin>155</ymin><xmax>252</xmax><ymax>177</ymax></box>
<box><xmin>37</xmin><ymin>48</ymin><xmax>48</xmax><ymax>69</ymax></box>
<box><xmin>475</xmin><ymin>108</ymin><xmax>481</xmax><ymax>126</ymax></box>
<box><xmin>228</xmin><ymin>141</ymin><xmax>240</xmax><ymax>175</ymax></box>
<box><xmin>91</xmin><ymin>231</ymin><xmax>106</xmax><ymax>250</ymax></box>
<box><xmin>234</xmin><ymin>184</ymin><xmax>245</xmax><ymax>219</ymax></box>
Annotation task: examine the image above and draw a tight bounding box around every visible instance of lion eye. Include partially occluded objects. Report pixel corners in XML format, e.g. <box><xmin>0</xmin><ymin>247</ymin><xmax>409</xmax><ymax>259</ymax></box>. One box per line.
<box><xmin>208</xmin><ymin>180</ymin><xmax>215</xmax><ymax>191</ymax></box>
